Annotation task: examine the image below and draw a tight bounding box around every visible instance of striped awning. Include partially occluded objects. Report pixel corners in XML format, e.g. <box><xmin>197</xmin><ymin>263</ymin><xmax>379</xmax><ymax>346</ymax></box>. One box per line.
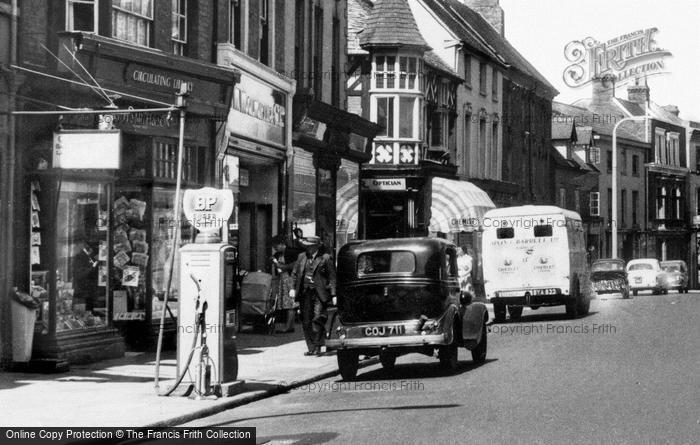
<box><xmin>429</xmin><ymin>177</ymin><xmax>495</xmax><ymax>233</ymax></box>
<box><xmin>336</xmin><ymin>181</ymin><xmax>359</xmax><ymax>233</ymax></box>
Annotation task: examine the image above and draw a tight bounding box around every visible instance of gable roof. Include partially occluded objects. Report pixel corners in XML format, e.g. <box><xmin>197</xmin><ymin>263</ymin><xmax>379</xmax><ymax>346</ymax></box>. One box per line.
<box><xmin>348</xmin><ymin>0</ymin><xmax>373</xmax><ymax>55</ymax></box>
<box><xmin>359</xmin><ymin>0</ymin><xmax>430</xmax><ymax>50</ymax></box>
<box><xmin>423</xmin><ymin>0</ymin><xmax>557</xmax><ymax>94</ymax></box>
<box><xmin>424</xmin><ymin>50</ymin><xmax>460</xmax><ymax>78</ymax></box>
<box><xmin>552</xmin><ymin>121</ymin><xmax>576</xmax><ymax>141</ymax></box>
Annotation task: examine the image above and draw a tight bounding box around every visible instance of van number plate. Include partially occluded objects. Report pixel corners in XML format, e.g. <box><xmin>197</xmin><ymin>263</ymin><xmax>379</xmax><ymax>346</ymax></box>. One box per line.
<box><xmin>364</xmin><ymin>325</ymin><xmax>406</xmax><ymax>337</ymax></box>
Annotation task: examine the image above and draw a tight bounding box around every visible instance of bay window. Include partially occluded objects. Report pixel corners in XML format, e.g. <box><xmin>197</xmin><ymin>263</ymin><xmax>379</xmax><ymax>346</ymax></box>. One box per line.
<box><xmin>373</xmin><ymin>95</ymin><xmax>419</xmax><ymax>140</ymax></box>
<box><xmin>112</xmin><ymin>0</ymin><xmax>153</xmax><ymax>47</ymax></box>
<box><xmin>374</xmin><ymin>55</ymin><xmax>421</xmax><ymax>91</ymax></box>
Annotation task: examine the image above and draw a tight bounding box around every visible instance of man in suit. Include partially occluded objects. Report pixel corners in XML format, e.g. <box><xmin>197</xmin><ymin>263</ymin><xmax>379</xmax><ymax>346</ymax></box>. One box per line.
<box><xmin>290</xmin><ymin>236</ymin><xmax>337</xmax><ymax>356</ymax></box>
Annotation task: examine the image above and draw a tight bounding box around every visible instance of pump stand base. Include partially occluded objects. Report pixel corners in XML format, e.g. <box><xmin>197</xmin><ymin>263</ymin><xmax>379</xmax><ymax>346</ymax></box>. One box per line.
<box><xmin>220</xmin><ymin>380</ymin><xmax>246</xmax><ymax>397</ymax></box>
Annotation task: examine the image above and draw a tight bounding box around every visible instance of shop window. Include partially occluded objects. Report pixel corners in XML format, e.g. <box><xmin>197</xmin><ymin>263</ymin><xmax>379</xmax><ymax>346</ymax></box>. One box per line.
<box><xmin>620</xmin><ymin>149</ymin><xmax>627</xmax><ymax>175</ymax></box>
<box><xmin>32</xmin><ymin>180</ymin><xmax>111</xmax><ymax>333</ymax></box>
<box><xmin>632</xmin><ymin>190</ymin><xmax>638</xmax><ymax>225</ymax></box>
<box><xmin>153</xmin><ymin>141</ymin><xmax>205</xmax><ymax>184</ymax></box>
<box><xmin>171</xmin><ymin>0</ymin><xmax>187</xmax><ymax>55</ymax></box>
<box><xmin>66</xmin><ymin>0</ymin><xmax>98</xmax><ymax>33</ymax></box>
<box><xmin>292</xmin><ymin>150</ymin><xmax>317</xmax><ymax>238</ymax></box>
<box><xmin>112</xmin><ymin>0</ymin><xmax>153</xmax><ymax>47</ymax></box>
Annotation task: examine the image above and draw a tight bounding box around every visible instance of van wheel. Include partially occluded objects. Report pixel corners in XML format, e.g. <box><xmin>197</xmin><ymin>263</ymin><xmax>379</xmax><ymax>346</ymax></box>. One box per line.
<box><xmin>494</xmin><ymin>303</ymin><xmax>507</xmax><ymax>323</ymax></box>
<box><xmin>508</xmin><ymin>306</ymin><xmax>523</xmax><ymax>321</ymax></box>
<box><xmin>633</xmin><ymin>290</ymin><xmax>638</xmax><ymax>296</ymax></box>
<box><xmin>379</xmin><ymin>351</ymin><xmax>396</xmax><ymax>371</ymax></box>
<box><xmin>577</xmin><ymin>295</ymin><xmax>590</xmax><ymax>315</ymax></box>
<box><xmin>470</xmin><ymin>322</ymin><xmax>487</xmax><ymax>364</ymax></box>
<box><xmin>337</xmin><ymin>351</ymin><xmax>359</xmax><ymax>381</ymax></box>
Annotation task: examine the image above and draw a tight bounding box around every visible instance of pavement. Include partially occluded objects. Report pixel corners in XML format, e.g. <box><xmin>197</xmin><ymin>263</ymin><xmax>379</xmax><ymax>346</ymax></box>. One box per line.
<box><xmin>0</xmin><ymin>324</ymin><xmax>378</xmax><ymax>428</ymax></box>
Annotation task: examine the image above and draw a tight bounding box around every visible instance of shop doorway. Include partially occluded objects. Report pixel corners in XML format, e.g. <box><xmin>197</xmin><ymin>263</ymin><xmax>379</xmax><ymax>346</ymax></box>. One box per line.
<box><xmin>364</xmin><ymin>192</ymin><xmax>406</xmax><ymax>239</ymax></box>
<box><xmin>239</xmin><ymin>203</ymin><xmax>272</xmax><ymax>272</ymax></box>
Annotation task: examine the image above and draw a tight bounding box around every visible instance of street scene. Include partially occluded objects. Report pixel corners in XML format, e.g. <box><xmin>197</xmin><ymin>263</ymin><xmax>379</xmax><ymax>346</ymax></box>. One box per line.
<box><xmin>0</xmin><ymin>0</ymin><xmax>699</xmax><ymax>444</ymax></box>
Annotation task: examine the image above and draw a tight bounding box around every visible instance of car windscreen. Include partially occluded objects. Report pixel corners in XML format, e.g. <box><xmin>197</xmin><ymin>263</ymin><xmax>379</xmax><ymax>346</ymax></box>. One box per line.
<box><xmin>661</xmin><ymin>264</ymin><xmax>681</xmax><ymax>272</ymax></box>
<box><xmin>592</xmin><ymin>262</ymin><xmax>624</xmax><ymax>272</ymax></box>
<box><xmin>357</xmin><ymin>251</ymin><xmax>416</xmax><ymax>276</ymax></box>
<box><xmin>628</xmin><ymin>263</ymin><xmax>653</xmax><ymax>271</ymax></box>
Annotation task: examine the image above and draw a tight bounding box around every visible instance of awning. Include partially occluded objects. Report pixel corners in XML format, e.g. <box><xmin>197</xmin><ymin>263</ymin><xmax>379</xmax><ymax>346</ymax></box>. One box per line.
<box><xmin>429</xmin><ymin>177</ymin><xmax>495</xmax><ymax>233</ymax></box>
<box><xmin>336</xmin><ymin>181</ymin><xmax>359</xmax><ymax>233</ymax></box>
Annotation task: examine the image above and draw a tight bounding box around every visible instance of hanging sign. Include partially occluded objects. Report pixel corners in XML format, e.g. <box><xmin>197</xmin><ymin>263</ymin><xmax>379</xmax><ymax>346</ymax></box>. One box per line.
<box><xmin>53</xmin><ymin>130</ymin><xmax>121</xmax><ymax>169</ymax></box>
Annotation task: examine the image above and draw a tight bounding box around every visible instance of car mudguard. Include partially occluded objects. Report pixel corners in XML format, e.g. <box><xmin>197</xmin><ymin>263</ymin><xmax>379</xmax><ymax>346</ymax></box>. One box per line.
<box><xmin>460</xmin><ymin>302</ymin><xmax>488</xmax><ymax>347</ymax></box>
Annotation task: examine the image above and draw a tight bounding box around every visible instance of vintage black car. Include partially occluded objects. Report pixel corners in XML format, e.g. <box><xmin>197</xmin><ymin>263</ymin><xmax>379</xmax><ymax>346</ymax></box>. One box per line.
<box><xmin>590</xmin><ymin>259</ymin><xmax>630</xmax><ymax>299</ymax></box>
<box><xmin>326</xmin><ymin>238</ymin><xmax>489</xmax><ymax>380</ymax></box>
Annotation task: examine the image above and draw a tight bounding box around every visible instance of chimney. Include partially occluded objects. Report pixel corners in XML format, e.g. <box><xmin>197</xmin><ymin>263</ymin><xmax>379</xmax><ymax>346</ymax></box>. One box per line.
<box><xmin>461</xmin><ymin>0</ymin><xmax>505</xmax><ymax>36</ymax></box>
<box><xmin>591</xmin><ymin>74</ymin><xmax>616</xmax><ymax>106</ymax></box>
<box><xmin>627</xmin><ymin>77</ymin><xmax>650</xmax><ymax>104</ymax></box>
<box><xmin>662</xmin><ymin>105</ymin><xmax>680</xmax><ymax>117</ymax></box>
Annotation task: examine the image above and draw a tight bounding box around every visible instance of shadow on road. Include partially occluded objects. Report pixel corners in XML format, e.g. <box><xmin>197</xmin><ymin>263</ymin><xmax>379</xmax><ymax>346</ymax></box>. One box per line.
<box><xmin>193</xmin><ymin>403</ymin><xmax>463</xmax><ymax>427</ymax></box>
<box><xmin>351</xmin><ymin>357</ymin><xmax>497</xmax><ymax>382</ymax></box>
<box><xmin>493</xmin><ymin>311</ymin><xmax>599</xmax><ymax>324</ymax></box>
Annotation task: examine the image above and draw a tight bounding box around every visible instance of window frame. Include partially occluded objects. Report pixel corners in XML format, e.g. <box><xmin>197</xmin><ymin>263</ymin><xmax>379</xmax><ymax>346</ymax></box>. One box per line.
<box><xmin>112</xmin><ymin>0</ymin><xmax>154</xmax><ymax>48</ymax></box>
<box><xmin>478</xmin><ymin>62</ymin><xmax>487</xmax><ymax>95</ymax></box>
<box><xmin>632</xmin><ymin>154</ymin><xmax>639</xmax><ymax>176</ymax></box>
<box><xmin>372</xmin><ymin>94</ymin><xmax>420</xmax><ymax>140</ymax></box>
<box><xmin>66</xmin><ymin>0</ymin><xmax>99</xmax><ymax>33</ymax></box>
<box><xmin>171</xmin><ymin>0</ymin><xmax>187</xmax><ymax>56</ymax></box>
<box><xmin>589</xmin><ymin>191</ymin><xmax>600</xmax><ymax>216</ymax></box>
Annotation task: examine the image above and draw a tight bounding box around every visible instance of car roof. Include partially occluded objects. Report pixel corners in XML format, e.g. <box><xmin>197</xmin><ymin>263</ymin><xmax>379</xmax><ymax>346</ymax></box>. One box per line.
<box><xmin>593</xmin><ymin>259</ymin><xmax>625</xmax><ymax>264</ymax></box>
<box><xmin>626</xmin><ymin>258</ymin><xmax>659</xmax><ymax>265</ymax></box>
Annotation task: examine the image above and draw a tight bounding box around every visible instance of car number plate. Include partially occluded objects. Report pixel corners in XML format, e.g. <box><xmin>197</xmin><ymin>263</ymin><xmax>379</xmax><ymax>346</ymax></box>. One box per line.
<box><xmin>634</xmin><ymin>277</ymin><xmax>642</xmax><ymax>283</ymax></box>
<box><xmin>363</xmin><ymin>325</ymin><xmax>406</xmax><ymax>337</ymax></box>
<box><xmin>530</xmin><ymin>288</ymin><xmax>557</xmax><ymax>296</ymax></box>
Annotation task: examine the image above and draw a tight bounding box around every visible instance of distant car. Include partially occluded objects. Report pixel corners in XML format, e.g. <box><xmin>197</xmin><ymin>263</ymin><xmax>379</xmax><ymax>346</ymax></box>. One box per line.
<box><xmin>626</xmin><ymin>259</ymin><xmax>666</xmax><ymax>296</ymax></box>
<box><xmin>590</xmin><ymin>259</ymin><xmax>630</xmax><ymax>299</ymax></box>
<box><xmin>660</xmin><ymin>260</ymin><xmax>689</xmax><ymax>293</ymax></box>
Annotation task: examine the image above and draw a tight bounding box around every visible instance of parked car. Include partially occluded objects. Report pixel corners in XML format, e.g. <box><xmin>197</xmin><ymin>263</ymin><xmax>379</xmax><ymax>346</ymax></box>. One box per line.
<box><xmin>660</xmin><ymin>260</ymin><xmax>689</xmax><ymax>293</ymax></box>
<box><xmin>626</xmin><ymin>259</ymin><xmax>666</xmax><ymax>296</ymax></box>
<box><xmin>326</xmin><ymin>238</ymin><xmax>489</xmax><ymax>380</ymax></box>
<box><xmin>590</xmin><ymin>259</ymin><xmax>630</xmax><ymax>299</ymax></box>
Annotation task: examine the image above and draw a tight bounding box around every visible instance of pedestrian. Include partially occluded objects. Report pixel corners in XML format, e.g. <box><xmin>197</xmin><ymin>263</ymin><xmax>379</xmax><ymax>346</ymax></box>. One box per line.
<box><xmin>271</xmin><ymin>235</ymin><xmax>296</xmax><ymax>333</ymax></box>
<box><xmin>290</xmin><ymin>236</ymin><xmax>337</xmax><ymax>356</ymax></box>
<box><xmin>456</xmin><ymin>246</ymin><xmax>473</xmax><ymax>292</ymax></box>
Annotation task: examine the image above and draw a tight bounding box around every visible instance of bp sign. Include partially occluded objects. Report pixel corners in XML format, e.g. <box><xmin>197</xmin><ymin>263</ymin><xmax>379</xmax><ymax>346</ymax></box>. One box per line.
<box><xmin>183</xmin><ymin>187</ymin><xmax>234</xmax><ymax>242</ymax></box>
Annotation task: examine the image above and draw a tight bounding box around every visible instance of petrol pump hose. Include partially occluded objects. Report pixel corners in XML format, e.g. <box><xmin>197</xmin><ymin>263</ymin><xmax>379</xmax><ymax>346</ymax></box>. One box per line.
<box><xmin>155</xmin><ymin>271</ymin><xmax>204</xmax><ymax>397</ymax></box>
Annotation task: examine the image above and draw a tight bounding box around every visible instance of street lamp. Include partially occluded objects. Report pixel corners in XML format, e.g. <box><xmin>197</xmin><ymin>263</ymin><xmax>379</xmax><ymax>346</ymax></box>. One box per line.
<box><xmin>612</xmin><ymin>115</ymin><xmax>647</xmax><ymax>258</ymax></box>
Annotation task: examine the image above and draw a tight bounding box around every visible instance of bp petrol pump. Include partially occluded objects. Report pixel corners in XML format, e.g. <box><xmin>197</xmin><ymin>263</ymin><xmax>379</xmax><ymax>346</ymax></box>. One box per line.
<box><xmin>176</xmin><ymin>187</ymin><xmax>239</xmax><ymax>398</ymax></box>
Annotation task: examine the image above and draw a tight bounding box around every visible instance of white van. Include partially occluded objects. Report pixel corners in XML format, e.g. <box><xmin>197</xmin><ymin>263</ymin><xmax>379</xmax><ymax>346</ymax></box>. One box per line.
<box><xmin>482</xmin><ymin>206</ymin><xmax>590</xmax><ymax>322</ymax></box>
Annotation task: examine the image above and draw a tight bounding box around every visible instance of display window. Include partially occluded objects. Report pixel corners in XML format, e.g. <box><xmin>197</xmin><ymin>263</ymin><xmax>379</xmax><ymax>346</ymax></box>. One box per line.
<box><xmin>292</xmin><ymin>149</ymin><xmax>317</xmax><ymax>238</ymax></box>
<box><xmin>336</xmin><ymin>160</ymin><xmax>360</xmax><ymax>248</ymax></box>
<box><xmin>31</xmin><ymin>179</ymin><xmax>111</xmax><ymax>333</ymax></box>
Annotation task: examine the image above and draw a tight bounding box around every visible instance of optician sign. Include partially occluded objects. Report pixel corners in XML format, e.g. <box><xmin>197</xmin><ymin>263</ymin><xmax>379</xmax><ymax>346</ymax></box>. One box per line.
<box><xmin>362</xmin><ymin>178</ymin><xmax>406</xmax><ymax>191</ymax></box>
<box><xmin>563</xmin><ymin>27</ymin><xmax>672</xmax><ymax>88</ymax></box>
<box><xmin>53</xmin><ymin>130</ymin><xmax>121</xmax><ymax>169</ymax></box>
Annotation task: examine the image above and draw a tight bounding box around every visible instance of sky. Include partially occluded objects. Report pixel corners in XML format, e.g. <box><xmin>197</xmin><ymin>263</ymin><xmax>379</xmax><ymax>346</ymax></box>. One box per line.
<box><xmin>499</xmin><ymin>0</ymin><xmax>700</xmax><ymax>121</ymax></box>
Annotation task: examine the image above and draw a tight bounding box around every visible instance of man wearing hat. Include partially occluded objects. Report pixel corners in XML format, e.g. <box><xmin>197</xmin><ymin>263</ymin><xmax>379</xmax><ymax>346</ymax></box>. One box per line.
<box><xmin>290</xmin><ymin>236</ymin><xmax>337</xmax><ymax>356</ymax></box>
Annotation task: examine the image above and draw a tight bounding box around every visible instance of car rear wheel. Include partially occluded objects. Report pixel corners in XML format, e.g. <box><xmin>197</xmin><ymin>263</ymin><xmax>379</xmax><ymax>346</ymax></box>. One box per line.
<box><xmin>470</xmin><ymin>322</ymin><xmax>487</xmax><ymax>364</ymax></box>
<box><xmin>508</xmin><ymin>306</ymin><xmax>523</xmax><ymax>321</ymax></box>
<box><xmin>493</xmin><ymin>303</ymin><xmax>506</xmax><ymax>323</ymax></box>
<box><xmin>337</xmin><ymin>350</ymin><xmax>359</xmax><ymax>381</ymax></box>
<box><xmin>622</xmin><ymin>287</ymin><xmax>630</xmax><ymax>299</ymax></box>
<box><xmin>633</xmin><ymin>290</ymin><xmax>638</xmax><ymax>296</ymax></box>
<box><xmin>439</xmin><ymin>325</ymin><xmax>459</xmax><ymax>372</ymax></box>
<box><xmin>379</xmin><ymin>350</ymin><xmax>396</xmax><ymax>371</ymax></box>
<box><xmin>565</xmin><ymin>276</ymin><xmax>581</xmax><ymax>319</ymax></box>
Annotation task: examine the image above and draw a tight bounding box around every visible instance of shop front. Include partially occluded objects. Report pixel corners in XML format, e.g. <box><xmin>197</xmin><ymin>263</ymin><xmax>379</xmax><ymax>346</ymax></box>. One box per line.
<box><xmin>18</xmin><ymin>33</ymin><xmax>236</xmax><ymax>364</ymax></box>
<box><xmin>216</xmin><ymin>51</ymin><xmax>295</xmax><ymax>274</ymax></box>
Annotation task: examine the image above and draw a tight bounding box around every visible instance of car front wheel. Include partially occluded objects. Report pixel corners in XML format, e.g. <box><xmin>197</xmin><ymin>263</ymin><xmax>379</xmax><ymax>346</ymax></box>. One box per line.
<box><xmin>508</xmin><ymin>306</ymin><xmax>523</xmax><ymax>321</ymax></box>
<box><xmin>379</xmin><ymin>350</ymin><xmax>396</xmax><ymax>371</ymax></box>
<box><xmin>494</xmin><ymin>303</ymin><xmax>506</xmax><ymax>323</ymax></box>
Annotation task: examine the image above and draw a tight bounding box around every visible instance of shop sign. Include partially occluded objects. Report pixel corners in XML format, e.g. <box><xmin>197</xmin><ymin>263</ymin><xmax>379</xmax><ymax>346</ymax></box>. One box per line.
<box><xmin>692</xmin><ymin>215</ymin><xmax>700</xmax><ymax>228</ymax></box>
<box><xmin>183</xmin><ymin>187</ymin><xmax>234</xmax><ymax>234</ymax></box>
<box><xmin>362</xmin><ymin>178</ymin><xmax>406</xmax><ymax>191</ymax></box>
<box><xmin>228</xmin><ymin>74</ymin><xmax>287</xmax><ymax>147</ymax></box>
<box><xmin>126</xmin><ymin>64</ymin><xmax>195</xmax><ymax>94</ymax></box>
<box><xmin>53</xmin><ymin>130</ymin><xmax>121</xmax><ymax>169</ymax></box>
